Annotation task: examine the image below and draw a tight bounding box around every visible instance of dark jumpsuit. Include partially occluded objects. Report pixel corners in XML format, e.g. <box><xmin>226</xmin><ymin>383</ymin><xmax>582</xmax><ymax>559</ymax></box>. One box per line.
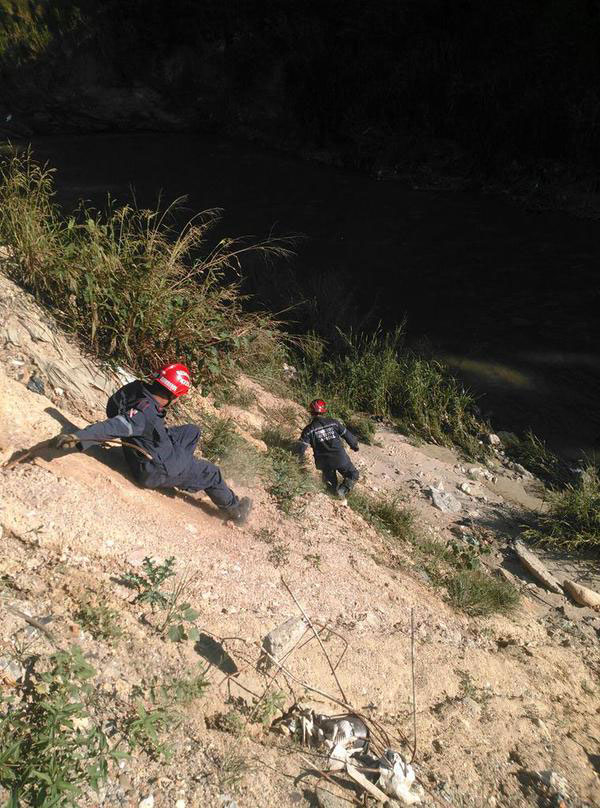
<box><xmin>73</xmin><ymin>381</ymin><xmax>239</xmax><ymax>511</ymax></box>
<box><xmin>298</xmin><ymin>416</ymin><xmax>359</xmax><ymax>491</ymax></box>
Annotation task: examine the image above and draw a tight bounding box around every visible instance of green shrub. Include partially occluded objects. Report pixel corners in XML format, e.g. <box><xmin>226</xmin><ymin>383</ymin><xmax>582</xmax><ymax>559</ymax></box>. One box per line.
<box><xmin>392</xmin><ymin>356</ymin><xmax>485</xmax><ymax>458</ymax></box>
<box><xmin>523</xmin><ymin>464</ymin><xmax>600</xmax><ymax>550</ymax></box>
<box><xmin>0</xmin><ymin>150</ymin><xmax>290</xmax><ymax>387</ymax></box>
<box><xmin>260</xmin><ymin>425</ymin><xmax>298</xmax><ymax>453</ymax></box>
<box><xmin>214</xmin><ymin>385</ymin><xmax>257</xmax><ymax>409</ymax></box>
<box><xmin>348</xmin><ymin>491</ymin><xmax>518</xmax><ymax>617</ymax></box>
<box><xmin>252</xmin><ymin>689</ymin><xmax>286</xmax><ymax>727</ymax></box>
<box><xmin>446</xmin><ymin>569</ymin><xmax>520</xmax><ymax>617</ymax></box>
<box><xmin>343</xmin><ymin>412</ymin><xmax>376</xmax><ymax>444</ymax></box>
<box><xmin>0</xmin><ymin>646</ymin><xmax>123</xmax><ymax>806</ymax></box>
<box><xmin>122</xmin><ymin>556</ymin><xmax>176</xmax><ymax>611</ymax></box>
<box><xmin>266</xmin><ymin>447</ymin><xmax>317</xmax><ymax>514</ymax></box>
<box><xmin>122</xmin><ymin>557</ymin><xmax>200</xmax><ymax>641</ymax></box>
<box><xmin>141</xmin><ymin>666</ymin><xmax>209</xmax><ymax>709</ymax></box>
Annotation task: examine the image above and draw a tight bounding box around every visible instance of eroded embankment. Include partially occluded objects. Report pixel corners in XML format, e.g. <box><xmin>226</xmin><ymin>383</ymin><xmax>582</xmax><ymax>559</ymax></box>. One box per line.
<box><xmin>1</xmin><ymin>274</ymin><xmax>599</xmax><ymax>807</ymax></box>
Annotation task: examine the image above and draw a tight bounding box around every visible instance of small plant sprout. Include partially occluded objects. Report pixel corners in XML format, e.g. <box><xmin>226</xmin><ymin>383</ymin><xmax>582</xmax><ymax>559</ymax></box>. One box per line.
<box><xmin>252</xmin><ymin>689</ymin><xmax>286</xmax><ymax>727</ymax></box>
<box><xmin>75</xmin><ymin>596</ymin><xmax>122</xmax><ymax>642</ymax></box>
<box><xmin>159</xmin><ymin>566</ymin><xmax>201</xmax><ymax>643</ymax></box>
<box><xmin>124</xmin><ymin>701</ymin><xmax>175</xmax><ymax>761</ymax></box>
<box><xmin>123</xmin><ymin>558</ymin><xmax>201</xmax><ymax>641</ymax></box>
<box><xmin>123</xmin><ymin>556</ymin><xmax>176</xmax><ymax>611</ymax></box>
<box><xmin>267</xmin><ymin>543</ymin><xmax>291</xmax><ymax>568</ymax></box>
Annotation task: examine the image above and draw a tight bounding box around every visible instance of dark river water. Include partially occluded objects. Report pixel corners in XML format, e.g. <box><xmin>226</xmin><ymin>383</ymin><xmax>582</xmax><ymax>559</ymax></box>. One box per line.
<box><xmin>32</xmin><ymin>133</ymin><xmax>600</xmax><ymax>458</ymax></box>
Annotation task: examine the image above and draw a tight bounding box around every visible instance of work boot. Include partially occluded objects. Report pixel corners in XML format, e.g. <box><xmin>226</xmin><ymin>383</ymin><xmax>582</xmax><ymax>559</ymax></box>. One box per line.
<box><xmin>336</xmin><ymin>483</ymin><xmax>349</xmax><ymax>500</ymax></box>
<box><xmin>227</xmin><ymin>496</ymin><xmax>253</xmax><ymax>525</ymax></box>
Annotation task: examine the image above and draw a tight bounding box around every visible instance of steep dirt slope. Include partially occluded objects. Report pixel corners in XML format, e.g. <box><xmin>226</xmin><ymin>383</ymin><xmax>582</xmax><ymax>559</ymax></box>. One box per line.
<box><xmin>1</xmin><ymin>277</ymin><xmax>599</xmax><ymax>808</ymax></box>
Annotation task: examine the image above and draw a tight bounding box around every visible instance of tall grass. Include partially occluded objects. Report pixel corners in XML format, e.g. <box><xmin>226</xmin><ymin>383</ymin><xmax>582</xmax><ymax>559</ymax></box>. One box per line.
<box><xmin>200</xmin><ymin>413</ymin><xmax>267</xmax><ymax>485</ymax></box>
<box><xmin>446</xmin><ymin>570</ymin><xmax>519</xmax><ymax>617</ymax></box>
<box><xmin>348</xmin><ymin>490</ymin><xmax>417</xmax><ymax>540</ymax></box>
<box><xmin>523</xmin><ymin>464</ymin><xmax>600</xmax><ymax>551</ymax></box>
<box><xmin>297</xmin><ymin>327</ymin><xmax>487</xmax><ymax>457</ymax></box>
<box><xmin>502</xmin><ymin>430</ymin><xmax>571</xmax><ymax>487</ymax></box>
<box><xmin>348</xmin><ymin>490</ymin><xmax>518</xmax><ymax>616</ymax></box>
<box><xmin>0</xmin><ymin>150</ymin><xmax>291</xmax><ymax>386</ymax></box>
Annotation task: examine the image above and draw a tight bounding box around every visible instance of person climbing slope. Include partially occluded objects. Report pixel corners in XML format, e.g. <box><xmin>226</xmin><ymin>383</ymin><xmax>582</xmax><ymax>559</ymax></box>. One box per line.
<box><xmin>297</xmin><ymin>399</ymin><xmax>359</xmax><ymax>500</ymax></box>
<box><xmin>52</xmin><ymin>362</ymin><xmax>252</xmax><ymax>524</ymax></box>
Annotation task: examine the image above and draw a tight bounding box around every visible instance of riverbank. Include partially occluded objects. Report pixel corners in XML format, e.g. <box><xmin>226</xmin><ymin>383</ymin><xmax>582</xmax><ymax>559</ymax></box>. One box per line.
<box><xmin>16</xmin><ymin>132</ymin><xmax>599</xmax><ymax>458</ymax></box>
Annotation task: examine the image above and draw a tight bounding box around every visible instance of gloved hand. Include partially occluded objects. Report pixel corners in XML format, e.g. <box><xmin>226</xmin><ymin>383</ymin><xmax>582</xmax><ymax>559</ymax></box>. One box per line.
<box><xmin>352</xmin><ymin>446</ymin><xmax>359</xmax><ymax>452</ymax></box>
<box><xmin>52</xmin><ymin>433</ymin><xmax>82</xmax><ymax>451</ymax></box>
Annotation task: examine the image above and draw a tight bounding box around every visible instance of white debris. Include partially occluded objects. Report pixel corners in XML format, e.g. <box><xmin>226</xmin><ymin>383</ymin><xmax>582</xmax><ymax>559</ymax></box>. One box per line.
<box><xmin>428</xmin><ymin>486</ymin><xmax>462</xmax><ymax>513</ymax></box>
<box><xmin>138</xmin><ymin>795</ymin><xmax>154</xmax><ymax>808</ymax></box>
<box><xmin>377</xmin><ymin>750</ymin><xmax>421</xmax><ymax>805</ymax></box>
<box><xmin>327</xmin><ymin>739</ymin><xmax>354</xmax><ymax>771</ymax></box>
<box><xmin>116</xmin><ymin>365</ymin><xmax>137</xmax><ymax>385</ymax></box>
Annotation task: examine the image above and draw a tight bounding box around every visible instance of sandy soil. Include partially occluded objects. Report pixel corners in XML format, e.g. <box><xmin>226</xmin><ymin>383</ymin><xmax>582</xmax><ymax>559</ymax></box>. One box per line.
<box><xmin>0</xmin><ymin>275</ymin><xmax>599</xmax><ymax>808</ymax></box>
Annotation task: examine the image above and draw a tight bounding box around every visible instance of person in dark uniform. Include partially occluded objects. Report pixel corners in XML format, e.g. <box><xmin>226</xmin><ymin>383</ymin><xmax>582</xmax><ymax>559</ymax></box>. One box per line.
<box><xmin>297</xmin><ymin>399</ymin><xmax>360</xmax><ymax>499</ymax></box>
<box><xmin>52</xmin><ymin>362</ymin><xmax>252</xmax><ymax>524</ymax></box>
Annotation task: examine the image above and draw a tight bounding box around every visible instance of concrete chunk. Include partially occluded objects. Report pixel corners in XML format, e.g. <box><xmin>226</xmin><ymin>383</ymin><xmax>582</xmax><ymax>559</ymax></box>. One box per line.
<box><xmin>514</xmin><ymin>541</ymin><xmax>563</xmax><ymax>594</ymax></box>
<box><xmin>259</xmin><ymin>615</ymin><xmax>308</xmax><ymax>669</ymax></box>
<box><xmin>563</xmin><ymin>579</ymin><xmax>600</xmax><ymax>609</ymax></box>
<box><xmin>428</xmin><ymin>486</ymin><xmax>462</xmax><ymax>513</ymax></box>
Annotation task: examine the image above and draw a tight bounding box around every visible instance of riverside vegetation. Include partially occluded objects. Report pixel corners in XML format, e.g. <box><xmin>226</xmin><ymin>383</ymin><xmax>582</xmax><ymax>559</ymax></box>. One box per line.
<box><xmin>1</xmin><ymin>155</ymin><xmax>599</xmax><ymax>807</ymax></box>
<box><xmin>1</xmin><ymin>150</ymin><xmax>598</xmax><ymax>553</ymax></box>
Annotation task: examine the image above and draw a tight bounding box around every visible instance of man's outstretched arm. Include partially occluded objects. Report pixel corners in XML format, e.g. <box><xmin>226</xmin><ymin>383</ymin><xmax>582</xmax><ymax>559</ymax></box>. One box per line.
<box><xmin>54</xmin><ymin>409</ymin><xmax>148</xmax><ymax>450</ymax></box>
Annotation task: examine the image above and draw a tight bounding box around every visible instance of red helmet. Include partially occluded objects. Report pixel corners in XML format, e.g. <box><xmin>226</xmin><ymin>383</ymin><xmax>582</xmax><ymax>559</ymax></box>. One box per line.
<box><xmin>310</xmin><ymin>398</ymin><xmax>327</xmax><ymax>414</ymax></box>
<box><xmin>155</xmin><ymin>363</ymin><xmax>191</xmax><ymax>397</ymax></box>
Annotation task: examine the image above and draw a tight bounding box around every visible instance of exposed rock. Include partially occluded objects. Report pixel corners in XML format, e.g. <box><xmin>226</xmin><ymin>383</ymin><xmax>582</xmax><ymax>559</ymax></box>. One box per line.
<box><xmin>428</xmin><ymin>486</ymin><xmax>462</xmax><ymax>513</ymax></box>
<box><xmin>563</xmin><ymin>579</ymin><xmax>600</xmax><ymax>609</ymax></box>
<box><xmin>514</xmin><ymin>541</ymin><xmax>563</xmax><ymax>594</ymax></box>
<box><xmin>511</xmin><ymin>462</ymin><xmax>532</xmax><ymax>478</ymax></box>
<box><xmin>118</xmin><ymin>773</ymin><xmax>132</xmax><ymax>791</ymax></box>
<box><xmin>459</xmin><ymin>482</ymin><xmax>472</xmax><ymax>495</ymax></box>
<box><xmin>259</xmin><ymin>615</ymin><xmax>308</xmax><ymax>668</ymax></box>
<box><xmin>486</xmin><ymin>433</ymin><xmax>501</xmax><ymax>446</ymax></box>
<box><xmin>461</xmin><ymin>696</ymin><xmax>481</xmax><ymax>717</ymax></box>
<box><xmin>138</xmin><ymin>795</ymin><xmax>154</xmax><ymax>808</ymax></box>
<box><xmin>0</xmin><ymin>655</ymin><xmax>24</xmax><ymax>681</ymax></box>
<box><xmin>495</xmin><ymin>567</ymin><xmax>517</xmax><ymax>586</ymax></box>
<box><xmin>531</xmin><ymin>717</ymin><xmax>551</xmax><ymax>739</ymax></box>
<box><xmin>537</xmin><ymin>769</ymin><xmax>571</xmax><ymax>800</ymax></box>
